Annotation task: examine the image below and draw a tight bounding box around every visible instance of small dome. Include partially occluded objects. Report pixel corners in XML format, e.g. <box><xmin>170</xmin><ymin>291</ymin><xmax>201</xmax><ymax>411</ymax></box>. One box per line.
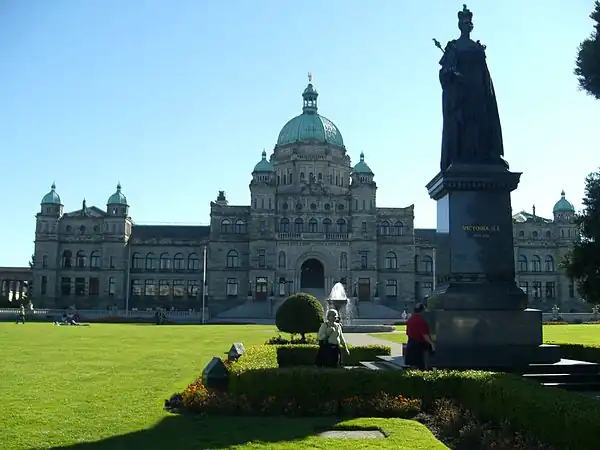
<box><xmin>253</xmin><ymin>150</ymin><xmax>274</xmax><ymax>172</ymax></box>
<box><xmin>107</xmin><ymin>183</ymin><xmax>128</xmax><ymax>205</ymax></box>
<box><xmin>351</xmin><ymin>152</ymin><xmax>373</xmax><ymax>174</ymax></box>
<box><xmin>553</xmin><ymin>190</ymin><xmax>575</xmax><ymax>213</ymax></box>
<box><xmin>41</xmin><ymin>183</ymin><xmax>61</xmax><ymax>205</ymax></box>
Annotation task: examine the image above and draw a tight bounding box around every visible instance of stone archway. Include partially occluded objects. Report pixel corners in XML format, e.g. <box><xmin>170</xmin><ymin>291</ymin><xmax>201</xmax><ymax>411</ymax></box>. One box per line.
<box><xmin>300</xmin><ymin>258</ymin><xmax>325</xmax><ymax>289</ymax></box>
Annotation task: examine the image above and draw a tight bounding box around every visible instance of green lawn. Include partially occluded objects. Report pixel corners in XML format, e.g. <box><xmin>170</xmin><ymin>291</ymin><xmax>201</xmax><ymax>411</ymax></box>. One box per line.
<box><xmin>0</xmin><ymin>323</ymin><xmax>445</xmax><ymax>450</ymax></box>
<box><xmin>370</xmin><ymin>324</ymin><xmax>600</xmax><ymax>345</ymax></box>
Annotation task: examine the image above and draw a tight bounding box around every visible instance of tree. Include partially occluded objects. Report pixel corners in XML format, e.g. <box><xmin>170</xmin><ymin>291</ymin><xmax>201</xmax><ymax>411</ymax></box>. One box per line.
<box><xmin>562</xmin><ymin>170</ymin><xmax>600</xmax><ymax>304</ymax></box>
<box><xmin>575</xmin><ymin>1</ymin><xmax>600</xmax><ymax>99</ymax></box>
<box><xmin>275</xmin><ymin>293</ymin><xmax>324</xmax><ymax>341</ymax></box>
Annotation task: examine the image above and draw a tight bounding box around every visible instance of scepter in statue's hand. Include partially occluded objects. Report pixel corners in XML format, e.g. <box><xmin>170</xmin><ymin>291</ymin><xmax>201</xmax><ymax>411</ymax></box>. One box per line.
<box><xmin>433</xmin><ymin>38</ymin><xmax>444</xmax><ymax>53</ymax></box>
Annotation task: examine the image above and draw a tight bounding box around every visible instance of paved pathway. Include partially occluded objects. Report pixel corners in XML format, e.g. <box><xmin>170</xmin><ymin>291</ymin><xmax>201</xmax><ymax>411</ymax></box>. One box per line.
<box><xmin>344</xmin><ymin>332</ymin><xmax>403</xmax><ymax>356</ymax></box>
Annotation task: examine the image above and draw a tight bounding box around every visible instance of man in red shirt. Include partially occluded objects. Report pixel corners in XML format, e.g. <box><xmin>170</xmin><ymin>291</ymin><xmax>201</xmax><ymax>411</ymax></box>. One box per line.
<box><xmin>405</xmin><ymin>303</ymin><xmax>435</xmax><ymax>369</ymax></box>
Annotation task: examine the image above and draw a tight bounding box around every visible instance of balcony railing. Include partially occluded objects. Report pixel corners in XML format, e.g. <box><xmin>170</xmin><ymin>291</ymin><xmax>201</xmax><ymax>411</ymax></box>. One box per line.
<box><xmin>277</xmin><ymin>232</ymin><xmax>349</xmax><ymax>241</ymax></box>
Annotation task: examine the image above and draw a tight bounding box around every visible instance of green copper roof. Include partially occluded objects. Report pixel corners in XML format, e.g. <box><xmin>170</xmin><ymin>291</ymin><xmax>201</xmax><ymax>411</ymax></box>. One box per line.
<box><xmin>276</xmin><ymin>81</ymin><xmax>344</xmax><ymax>148</ymax></box>
<box><xmin>253</xmin><ymin>150</ymin><xmax>274</xmax><ymax>172</ymax></box>
<box><xmin>553</xmin><ymin>190</ymin><xmax>574</xmax><ymax>213</ymax></box>
<box><xmin>107</xmin><ymin>183</ymin><xmax>128</xmax><ymax>205</ymax></box>
<box><xmin>351</xmin><ymin>152</ymin><xmax>373</xmax><ymax>174</ymax></box>
<box><xmin>41</xmin><ymin>182</ymin><xmax>61</xmax><ymax>205</ymax></box>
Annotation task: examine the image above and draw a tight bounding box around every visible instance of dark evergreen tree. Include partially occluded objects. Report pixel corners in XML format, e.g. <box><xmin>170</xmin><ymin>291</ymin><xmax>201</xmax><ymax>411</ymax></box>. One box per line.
<box><xmin>575</xmin><ymin>1</ymin><xmax>600</xmax><ymax>99</ymax></box>
<box><xmin>563</xmin><ymin>170</ymin><xmax>600</xmax><ymax>304</ymax></box>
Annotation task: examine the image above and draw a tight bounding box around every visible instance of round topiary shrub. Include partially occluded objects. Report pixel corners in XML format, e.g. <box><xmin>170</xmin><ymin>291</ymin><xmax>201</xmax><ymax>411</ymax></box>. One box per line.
<box><xmin>275</xmin><ymin>293</ymin><xmax>324</xmax><ymax>341</ymax></box>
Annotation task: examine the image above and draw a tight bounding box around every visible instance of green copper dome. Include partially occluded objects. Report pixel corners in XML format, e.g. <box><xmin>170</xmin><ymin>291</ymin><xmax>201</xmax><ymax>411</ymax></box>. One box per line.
<box><xmin>41</xmin><ymin>183</ymin><xmax>61</xmax><ymax>205</ymax></box>
<box><xmin>253</xmin><ymin>150</ymin><xmax>274</xmax><ymax>172</ymax></box>
<box><xmin>276</xmin><ymin>81</ymin><xmax>344</xmax><ymax>148</ymax></box>
<box><xmin>351</xmin><ymin>152</ymin><xmax>373</xmax><ymax>174</ymax></box>
<box><xmin>107</xmin><ymin>183</ymin><xmax>128</xmax><ymax>205</ymax></box>
<box><xmin>553</xmin><ymin>190</ymin><xmax>575</xmax><ymax>213</ymax></box>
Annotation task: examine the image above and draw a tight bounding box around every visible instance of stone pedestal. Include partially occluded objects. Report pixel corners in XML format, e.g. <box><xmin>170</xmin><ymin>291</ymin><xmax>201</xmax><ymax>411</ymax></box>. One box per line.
<box><xmin>425</xmin><ymin>164</ymin><xmax>561</xmax><ymax>369</ymax></box>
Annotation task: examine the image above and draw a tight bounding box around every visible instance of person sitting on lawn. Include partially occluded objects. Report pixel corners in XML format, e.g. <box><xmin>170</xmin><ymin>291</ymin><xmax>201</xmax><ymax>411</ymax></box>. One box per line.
<box><xmin>315</xmin><ymin>309</ymin><xmax>350</xmax><ymax>368</ymax></box>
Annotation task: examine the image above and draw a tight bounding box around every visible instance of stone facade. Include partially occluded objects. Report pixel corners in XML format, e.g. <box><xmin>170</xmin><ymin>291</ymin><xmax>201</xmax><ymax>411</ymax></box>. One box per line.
<box><xmin>24</xmin><ymin>82</ymin><xmax>581</xmax><ymax>315</ymax></box>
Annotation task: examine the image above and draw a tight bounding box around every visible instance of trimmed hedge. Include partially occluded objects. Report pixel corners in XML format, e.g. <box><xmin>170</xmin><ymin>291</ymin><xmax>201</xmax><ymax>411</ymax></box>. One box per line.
<box><xmin>276</xmin><ymin>344</ymin><xmax>391</xmax><ymax>367</ymax></box>
<box><xmin>228</xmin><ymin>344</ymin><xmax>600</xmax><ymax>449</ymax></box>
<box><xmin>555</xmin><ymin>343</ymin><xmax>600</xmax><ymax>363</ymax></box>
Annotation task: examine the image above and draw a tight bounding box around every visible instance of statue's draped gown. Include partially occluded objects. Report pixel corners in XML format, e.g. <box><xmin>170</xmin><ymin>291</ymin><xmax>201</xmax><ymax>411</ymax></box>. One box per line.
<box><xmin>439</xmin><ymin>38</ymin><xmax>504</xmax><ymax>171</ymax></box>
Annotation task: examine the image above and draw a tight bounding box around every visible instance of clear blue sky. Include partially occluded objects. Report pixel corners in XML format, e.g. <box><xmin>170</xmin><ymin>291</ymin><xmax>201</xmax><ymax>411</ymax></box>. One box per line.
<box><xmin>0</xmin><ymin>0</ymin><xmax>597</xmax><ymax>267</ymax></box>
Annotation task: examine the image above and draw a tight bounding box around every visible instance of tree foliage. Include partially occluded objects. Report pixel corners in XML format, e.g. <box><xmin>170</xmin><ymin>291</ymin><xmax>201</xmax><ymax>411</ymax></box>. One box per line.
<box><xmin>562</xmin><ymin>170</ymin><xmax>600</xmax><ymax>304</ymax></box>
<box><xmin>275</xmin><ymin>292</ymin><xmax>324</xmax><ymax>341</ymax></box>
<box><xmin>575</xmin><ymin>1</ymin><xmax>600</xmax><ymax>99</ymax></box>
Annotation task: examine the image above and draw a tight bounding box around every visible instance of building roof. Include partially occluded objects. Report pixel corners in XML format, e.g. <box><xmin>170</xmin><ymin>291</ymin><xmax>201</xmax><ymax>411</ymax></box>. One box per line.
<box><xmin>253</xmin><ymin>150</ymin><xmax>274</xmax><ymax>173</ymax></box>
<box><xmin>415</xmin><ymin>228</ymin><xmax>436</xmax><ymax>244</ymax></box>
<box><xmin>512</xmin><ymin>211</ymin><xmax>552</xmax><ymax>224</ymax></box>
<box><xmin>553</xmin><ymin>190</ymin><xmax>575</xmax><ymax>213</ymax></box>
<box><xmin>41</xmin><ymin>183</ymin><xmax>61</xmax><ymax>205</ymax></box>
<box><xmin>107</xmin><ymin>183</ymin><xmax>128</xmax><ymax>205</ymax></box>
<box><xmin>351</xmin><ymin>152</ymin><xmax>373</xmax><ymax>174</ymax></box>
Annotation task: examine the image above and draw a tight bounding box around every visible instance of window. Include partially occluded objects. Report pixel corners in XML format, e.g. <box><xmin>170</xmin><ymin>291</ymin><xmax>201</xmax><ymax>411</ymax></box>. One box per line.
<box><xmin>144</xmin><ymin>279</ymin><xmax>156</xmax><ymax>297</ymax></box>
<box><xmin>422</xmin><ymin>256</ymin><xmax>433</xmax><ymax>274</ymax></box>
<box><xmin>188</xmin><ymin>253</ymin><xmax>200</xmax><ymax>271</ymax></box>
<box><xmin>545</xmin><ymin>230</ymin><xmax>551</xmax><ymax>238</ymax></box>
<box><xmin>89</xmin><ymin>277</ymin><xmax>99</xmax><ymax>296</ymax></box>
<box><xmin>42</xmin><ymin>255</ymin><xmax>48</xmax><ymax>269</ymax></box>
<box><xmin>532</xmin><ymin>231</ymin><xmax>538</xmax><ymax>238</ymax></box>
<box><xmin>545</xmin><ymin>282</ymin><xmax>555</xmax><ymax>299</ymax></box>
<box><xmin>159</xmin><ymin>253</ymin><xmax>171</xmax><ymax>270</ymax></box>
<box><xmin>278</xmin><ymin>251</ymin><xmax>286</xmax><ymax>269</ymax></box>
<box><xmin>221</xmin><ymin>219</ymin><xmax>232</xmax><ymax>233</ymax></box>
<box><xmin>336</xmin><ymin>218</ymin><xmax>346</xmax><ymax>233</ymax></box>
<box><xmin>258</xmin><ymin>249</ymin><xmax>266</xmax><ymax>269</ymax></box>
<box><xmin>532</xmin><ymin>281</ymin><xmax>542</xmax><ymax>299</ymax></box>
<box><xmin>308</xmin><ymin>218</ymin><xmax>318</xmax><ymax>233</ymax></box>
<box><xmin>394</xmin><ymin>221</ymin><xmax>404</xmax><ymax>236</ymax></box>
<box><xmin>531</xmin><ymin>256</ymin><xmax>541</xmax><ymax>272</ymax></box>
<box><xmin>519</xmin><ymin>281</ymin><xmax>528</xmax><ymax>294</ymax></box>
<box><xmin>145</xmin><ymin>253</ymin><xmax>156</xmax><ymax>270</ymax></box>
<box><xmin>323</xmin><ymin>218</ymin><xmax>332</xmax><ymax>233</ymax></box>
<box><xmin>132</xmin><ymin>253</ymin><xmax>143</xmax><ymax>269</ymax></box>
<box><xmin>131</xmin><ymin>279</ymin><xmax>143</xmax><ymax>296</ymax></box>
<box><xmin>187</xmin><ymin>280</ymin><xmax>200</xmax><ymax>297</ymax></box>
<box><xmin>108</xmin><ymin>277</ymin><xmax>115</xmax><ymax>296</ymax></box>
<box><xmin>380</xmin><ymin>221</ymin><xmax>390</xmax><ymax>235</ymax></box>
<box><xmin>41</xmin><ymin>276</ymin><xmax>47</xmax><ymax>295</ymax></box>
<box><xmin>362</xmin><ymin>221</ymin><xmax>367</xmax><ymax>234</ymax></box>
<box><xmin>280</xmin><ymin>218</ymin><xmax>290</xmax><ymax>233</ymax></box>
<box><xmin>360</xmin><ymin>251</ymin><xmax>368</xmax><ymax>269</ymax></box>
<box><xmin>259</xmin><ymin>220</ymin><xmax>266</xmax><ymax>232</ymax></box>
<box><xmin>385</xmin><ymin>251</ymin><xmax>398</xmax><ymax>270</ymax></box>
<box><xmin>385</xmin><ymin>280</ymin><xmax>397</xmax><ymax>297</ymax></box>
<box><xmin>235</xmin><ymin>220</ymin><xmax>246</xmax><ymax>234</ymax></box>
<box><xmin>76</xmin><ymin>251</ymin><xmax>86</xmax><ymax>268</ymax></box>
<box><xmin>75</xmin><ymin>277</ymin><xmax>85</xmax><ymax>296</ymax></box>
<box><xmin>173</xmin><ymin>280</ymin><xmax>185</xmax><ymax>297</ymax></box>
<box><xmin>227</xmin><ymin>250</ymin><xmax>239</xmax><ymax>268</ymax></box>
<box><xmin>294</xmin><ymin>218</ymin><xmax>303</xmax><ymax>233</ymax></box>
<box><xmin>90</xmin><ymin>251</ymin><xmax>100</xmax><ymax>268</ymax></box>
<box><xmin>518</xmin><ymin>255</ymin><xmax>527</xmax><ymax>272</ymax></box>
<box><xmin>544</xmin><ymin>256</ymin><xmax>554</xmax><ymax>272</ymax></box>
<box><xmin>62</xmin><ymin>250</ymin><xmax>72</xmax><ymax>268</ymax></box>
<box><xmin>279</xmin><ymin>278</ymin><xmax>287</xmax><ymax>296</ymax></box>
<box><xmin>173</xmin><ymin>253</ymin><xmax>185</xmax><ymax>270</ymax></box>
<box><xmin>109</xmin><ymin>256</ymin><xmax>115</xmax><ymax>268</ymax></box>
<box><xmin>340</xmin><ymin>252</ymin><xmax>348</xmax><ymax>270</ymax></box>
<box><xmin>422</xmin><ymin>282</ymin><xmax>433</xmax><ymax>298</ymax></box>
<box><xmin>569</xmin><ymin>281</ymin><xmax>575</xmax><ymax>298</ymax></box>
<box><xmin>227</xmin><ymin>278</ymin><xmax>239</xmax><ymax>296</ymax></box>
<box><xmin>159</xmin><ymin>280</ymin><xmax>170</xmax><ymax>296</ymax></box>
<box><xmin>518</xmin><ymin>230</ymin><xmax>525</xmax><ymax>237</ymax></box>
<box><xmin>61</xmin><ymin>277</ymin><xmax>71</xmax><ymax>296</ymax></box>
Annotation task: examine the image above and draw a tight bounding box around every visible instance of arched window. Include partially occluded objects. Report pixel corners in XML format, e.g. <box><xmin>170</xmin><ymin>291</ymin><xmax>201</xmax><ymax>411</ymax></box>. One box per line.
<box><xmin>308</xmin><ymin>218</ymin><xmax>318</xmax><ymax>233</ymax></box>
<box><xmin>545</xmin><ymin>230</ymin><xmax>552</xmax><ymax>238</ymax></box>
<box><xmin>545</xmin><ymin>255</ymin><xmax>555</xmax><ymax>272</ymax></box>
<box><xmin>336</xmin><ymin>218</ymin><xmax>346</xmax><ymax>233</ymax></box>
<box><xmin>227</xmin><ymin>250</ymin><xmax>239</xmax><ymax>268</ymax></box>
<box><xmin>385</xmin><ymin>251</ymin><xmax>398</xmax><ymax>270</ymax></box>
<box><xmin>280</xmin><ymin>218</ymin><xmax>289</xmax><ymax>233</ymax></box>
<box><xmin>380</xmin><ymin>220</ymin><xmax>390</xmax><ymax>235</ymax></box>
<box><xmin>159</xmin><ymin>253</ymin><xmax>171</xmax><ymax>270</ymax></box>
<box><xmin>340</xmin><ymin>252</ymin><xmax>348</xmax><ymax>270</ymax></box>
<box><xmin>393</xmin><ymin>221</ymin><xmax>404</xmax><ymax>236</ymax></box>
<box><xmin>294</xmin><ymin>218</ymin><xmax>303</xmax><ymax>233</ymax></box>
<box><xmin>278</xmin><ymin>251</ymin><xmax>286</xmax><ymax>269</ymax></box>
<box><xmin>235</xmin><ymin>220</ymin><xmax>246</xmax><ymax>234</ymax></box>
<box><xmin>76</xmin><ymin>250</ymin><xmax>87</xmax><ymax>268</ymax></box>
<box><xmin>220</xmin><ymin>219</ymin><xmax>232</xmax><ymax>233</ymax></box>
<box><xmin>173</xmin><ymin>253</ymin><xmax>185</xmax><ymax>270</ymax></box>
<box><xmin>90</xmin><ymin>251</ymin><xmax>101</xmax><ymax>268</ymax></box>
<box><xmin>323</xmin><ymin>218</ymin><xmax>332</xmax><ymax>233</ymax></box>
<box><xmin>145</xmin><ymin>252</ymin><xmax>156</xmax><ymax>270</ymax></box>
<box><xmin>422</xmin><ymin>256</ymin><xmax>433</xmax><ymax>273</ymax></box>
<box><xmin>62</xmin><ymin>250</ymin><xmax>72</xmax><ymax>268</ymax></box>
<box><xmin>188</xmin><ymin>253</ymin><xmax>200</xmax><ymax>271</ymax></box>
<box><xmin>532</xmin><ymin>255</ymin><xmax>542</xmax><ymax>272</ymax></box>
<box><xmin>132</xmin><ymin>252</ymin><xmax>143</xmax><ymax>269</ymax></box>
<box><xmin>518</xmin><ymin>255</ymin><xmax>528</xmax><ymax>272</ymax></box>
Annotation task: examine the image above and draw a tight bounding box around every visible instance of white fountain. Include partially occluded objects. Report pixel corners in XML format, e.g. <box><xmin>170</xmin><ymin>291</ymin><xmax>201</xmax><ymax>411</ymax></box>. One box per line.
<box><xmin>327</xmin><ymin>282</ymin><xmax>355</xmax><ymax>326</ymax></box>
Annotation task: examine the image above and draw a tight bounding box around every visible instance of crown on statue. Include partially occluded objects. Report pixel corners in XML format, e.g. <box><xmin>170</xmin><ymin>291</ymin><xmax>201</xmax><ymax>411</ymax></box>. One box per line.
<box><xmin>457</xmin><ymin>4</ymin><xmax>473</xmax><ymax>21</ymax></box>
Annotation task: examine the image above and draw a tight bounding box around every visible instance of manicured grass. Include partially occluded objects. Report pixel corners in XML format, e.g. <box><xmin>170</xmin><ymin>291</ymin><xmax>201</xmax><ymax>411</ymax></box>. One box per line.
<box><xmin>370</xmin><ymin>324</ymin><xmax>600</xmax><ymax>346</ymax></box>
<box><xmin>0</xmin><ymin>324</ymin><xmax>444</xmax><ymax>449</ymax></box>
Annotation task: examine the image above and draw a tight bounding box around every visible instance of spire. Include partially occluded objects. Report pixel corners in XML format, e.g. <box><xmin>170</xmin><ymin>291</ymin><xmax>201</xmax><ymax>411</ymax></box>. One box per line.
<box><xmin>561</xmin><ymin>189</ymin><xmax>566</xmax><ymax>198</ymax></box>
<box><xmin>302</xmin><ymin>73</ymin><xmax>318</xmax><ymax>114</ymax></box>
<box><xmin>360</xmin><ymin>152</ymin><xmax>365</xmax><ymax>162</ymax></box>
<box><xmin>51</xmin><ymin>182</ymin><xmax>56</xmax><ymax>190</ymax></box>
<box><xmin>261</xmin><ymin>149</ymin><xmax>267</xmax><ymax>160</ymax></box>
<box><xmin>117</xmin><ymin>181</ymin><xmax>122</xmax><ymax>191</ymax></box>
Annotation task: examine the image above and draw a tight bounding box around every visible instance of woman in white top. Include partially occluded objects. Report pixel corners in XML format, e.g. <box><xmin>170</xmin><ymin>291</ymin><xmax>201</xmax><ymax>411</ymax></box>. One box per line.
<box><xmin>315</xmin><ymin>309</ymin><xmax>350</xmax><ymax>367</ymax></box>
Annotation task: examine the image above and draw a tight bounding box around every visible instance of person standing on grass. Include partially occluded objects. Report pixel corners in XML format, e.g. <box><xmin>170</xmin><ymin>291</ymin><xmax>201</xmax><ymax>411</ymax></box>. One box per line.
<box><xmin>16</xmin><ymin>304</ymin><xmax>26</xmax><ymax>324</ymax></box>
<box><xmin>405</xmin><ymin>303</ymin><xmax>435</xmax><ymax>370</ymax></box>
<box><xmin>315</xmin><ymin>309</ymin><xmax>350</xmax><ymax>368</ymax></box>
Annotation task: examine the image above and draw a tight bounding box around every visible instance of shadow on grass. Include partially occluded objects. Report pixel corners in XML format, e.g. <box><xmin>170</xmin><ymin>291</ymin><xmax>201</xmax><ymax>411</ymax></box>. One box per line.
<box><xmin>49</xmin><ymin>415</ymin><xmax>344</xmax><ymax>450</ymax></box>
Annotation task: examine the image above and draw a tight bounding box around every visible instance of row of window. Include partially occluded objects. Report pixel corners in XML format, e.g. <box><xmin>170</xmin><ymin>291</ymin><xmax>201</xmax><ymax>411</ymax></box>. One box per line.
<box><xmin>517</xmin><ymin>255</ymin><xmax>555</xmax><ymax>272</ymax></box>
<box><xmin>131</xmin><ymin>279</ymin><xmax>201</xmax><ymax>297</ymax></box>
<box><xmin>54</xmin><ymin>251</ymin><xmax>116</xmax><ymax>269</ymax></box>
<box><xmin>131</xmin><ymin>252</ymin><xmax>202</xmax><ymax>271</ymax></box>
<box><xmin>276</xmin><ymin>171</ymin><xmax>346</xmax><ymax>187</ymax></box>
<box><xmin>518</xmin><ymin>281</ymin><xmax>569</xmax><ymax>299</ymax></box>
<box><xmin>517</xmin><ymin>229</ymin><xmax>573</xmax><ymax>239</ymax></box>
<box><xmin>38</xmin><ymin>276</ymin><xmax>117</xmax><ymax>297</ymax></box>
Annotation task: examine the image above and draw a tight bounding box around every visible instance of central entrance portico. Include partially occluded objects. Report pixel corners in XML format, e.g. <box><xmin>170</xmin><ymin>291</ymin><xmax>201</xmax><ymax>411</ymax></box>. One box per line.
<box><xmin>300</xmin><ymin>258</ymin><xmax>325</xmax><ymax>289</ymax></box>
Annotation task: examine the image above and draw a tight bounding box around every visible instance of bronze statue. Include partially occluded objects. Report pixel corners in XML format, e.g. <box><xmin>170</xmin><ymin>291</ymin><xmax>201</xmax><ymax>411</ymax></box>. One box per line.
<box><xmin>435</xmin><ymin>5</ymin><xmax>506</xmax><ymax>171</ymax></box>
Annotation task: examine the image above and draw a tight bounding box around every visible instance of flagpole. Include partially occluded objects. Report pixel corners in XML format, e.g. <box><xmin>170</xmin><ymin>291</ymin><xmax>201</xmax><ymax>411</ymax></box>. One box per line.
<box><xmin>432</xmin><ymin>248</ymin><xmax>437</xmax><ymax>291</ymax></box>
<box><xmin>202</xmin><ymin>245</ymin><xmax>207</xmax><ymax>324</ymax></box>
